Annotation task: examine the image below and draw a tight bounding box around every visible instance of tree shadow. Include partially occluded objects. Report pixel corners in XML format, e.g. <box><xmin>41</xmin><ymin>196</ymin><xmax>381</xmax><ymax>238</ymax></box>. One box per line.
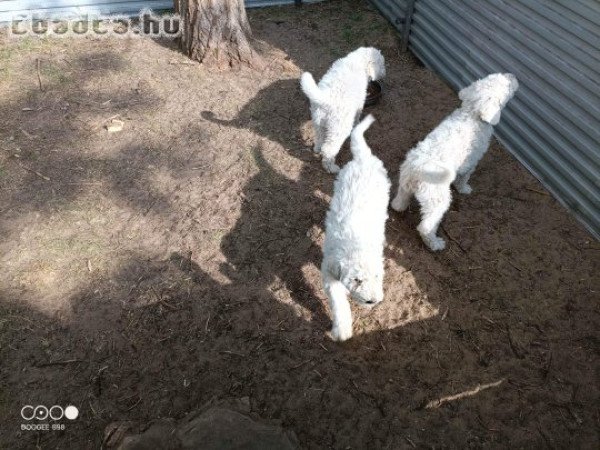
<box><xmin>0</xmin><ymin>51</ymin><xmax>162</xmax><ymax>217</ymax></box>
<box><xmin>0</xmin><ymin>45</ymin><xmax>219</xmax><ymax>315</ymax></box>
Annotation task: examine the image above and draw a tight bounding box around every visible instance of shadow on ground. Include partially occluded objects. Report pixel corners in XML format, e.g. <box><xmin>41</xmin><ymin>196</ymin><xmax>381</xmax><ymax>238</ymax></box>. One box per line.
<box><xmin>0</xmin><ymin>2</ymin><xmax>598</xmax><ymax>449</ymax></box>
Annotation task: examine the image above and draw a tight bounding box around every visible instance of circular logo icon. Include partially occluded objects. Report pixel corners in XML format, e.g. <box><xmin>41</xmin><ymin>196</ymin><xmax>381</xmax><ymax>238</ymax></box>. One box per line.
<box><xmin>21</xmin><ymin>404</ymin><xmax>78</xmax><ymax>421</ymax></box>
<box><xmin>34</xmin><ymin>406</ymin><xmax>48</xmax><ymax>421</ymax></box>
<box><xmin>49</xmin><ymin>405</ymin><xmax>64</xmax><ymax>421</ymax></box>
<box><xmin>21</xmin><ymin>405</ymin><xmax>35</xmax><ymax>420</ymax></box>
<box><xmin>64</xmin><ymin>405</ymin><xmax>79</xmax><ymax>420</ymax></box>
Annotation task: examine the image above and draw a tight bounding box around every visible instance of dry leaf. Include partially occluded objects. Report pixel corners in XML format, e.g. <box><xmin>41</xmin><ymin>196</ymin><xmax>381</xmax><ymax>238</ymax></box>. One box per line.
<box><xmin>106</xmin><ymin>119</ymin><xmax>124</xmax><ymax>133</ymax></box>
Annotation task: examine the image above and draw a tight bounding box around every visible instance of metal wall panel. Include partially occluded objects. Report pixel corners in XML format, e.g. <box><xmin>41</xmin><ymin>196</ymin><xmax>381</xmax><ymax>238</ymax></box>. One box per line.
<box><xmin>376</xmin><ymin>0</ymin><xmax>600</xmax><ymax>238</ymax></box>
<box><xmin>369</xmin><ymin>0</ymin><xmax>409</xmax><ymax>31</ymax></box>
<box><xmin>0</xmin><ymin>0</ymin><xmax>172</xmax><ymax>22</ymax></box>
<box><xmin>0</xmin><ymin>0</ymin><xmax>324</xmax><ymax>23</ymax></box>
<box><xmin>245</xmin><ymin>0</ymin><xmax>323</xmax><ymax>7</ymax></box>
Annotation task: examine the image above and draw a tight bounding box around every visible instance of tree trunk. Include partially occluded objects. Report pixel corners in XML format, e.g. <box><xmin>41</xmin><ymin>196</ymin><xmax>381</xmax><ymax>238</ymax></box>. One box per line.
<box><xmin>176</xmin><ymin>0</ymin><xmax>261</xmax><ymax>69</ymax></box>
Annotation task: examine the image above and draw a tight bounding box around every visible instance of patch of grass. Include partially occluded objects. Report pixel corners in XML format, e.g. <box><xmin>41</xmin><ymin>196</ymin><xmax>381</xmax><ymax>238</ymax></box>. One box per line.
<box><xmin>329</xmin><ymin>46</ymin><xmax>345</xmax><ymax>59</ymax></box>
<box><xmin>40</xmin><ymin>63</ymin><xmax>71</xmax><ymax>85</ymax></box>
<box><xmin>349</xmin><ymin>11</ymin><xmax>364</xmax><ymax>22</ymax></box>
<box><xmin>371</xmin><ymin>20</ymin><xmax>388</xmax><ymax>32</ymax></box>
<box><xmin>0</xmin><ymin>36</ymin><xmax>55</xmax><ymax>79</ymax></box>
<box><xmin>249</xmin><ymin>5</ymin><xmax>305</xmax><ymax>24</ymax></box>
<box><xmin>0</xmin><ymin>46</ymin><xmax>15</xmax><ymax>62</ymax></box>
<box><xmin>341</xmin><ymin>25</ymin><xmax>355</xmax><ymax>44</ymax></box>
<box><xmin>210</xmin><ymin>229</ymin><xmax>226</xmax><ymax>242</ymax></box>
<box><xmin>2</xmin><ymin>36</ymin><xmax>51</xmax><ymax>57</ymax></box>
<box><xmin>0</xmin><ymin>46</ymin><xmax>16</xmax><ymax>79</ymax></box>
<box><xmin>45</xmin><ymin>236</ymin><xmax>103</xmax><ymax>257</ymax></box>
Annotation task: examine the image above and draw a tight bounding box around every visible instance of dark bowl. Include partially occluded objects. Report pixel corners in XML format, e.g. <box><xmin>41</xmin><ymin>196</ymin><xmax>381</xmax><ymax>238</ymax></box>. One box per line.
<box><xmin>365</xmin><ymin>80</ymin><xmax>382</xmax><ymax>107</ymax></box>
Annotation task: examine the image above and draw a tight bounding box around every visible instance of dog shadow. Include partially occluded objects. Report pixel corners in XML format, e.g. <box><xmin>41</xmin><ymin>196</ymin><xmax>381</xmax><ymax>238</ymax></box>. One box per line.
<box><xmin>201</xmin><ymin>78</ymin><xmax>312</xmax><ymax>153</ymax></box>
<box><xmin>219</xmin><ymin>144</ymin><xmax>330</xmax><ymax>326</ymax></box>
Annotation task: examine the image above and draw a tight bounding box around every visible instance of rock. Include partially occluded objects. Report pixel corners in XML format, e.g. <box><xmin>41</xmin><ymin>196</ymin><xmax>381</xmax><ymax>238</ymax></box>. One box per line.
<box><xmin>117</xmin><ymin>420</ymin><xmax>178</xmax><ymax>450</ymax></box>
<box><xmin>106</xmin><ymin>119</ymin><xmax>124</xmax><ymax>132</ymax></box>
<box><xmin>178</xmin><ymin>407</ymin><xmax>297</xmax><ymax>450</ymax></box>
<box><xmin>110</xmin><ymin>403</ymin><xmax>298</xmax><ymax>450</ymax></box>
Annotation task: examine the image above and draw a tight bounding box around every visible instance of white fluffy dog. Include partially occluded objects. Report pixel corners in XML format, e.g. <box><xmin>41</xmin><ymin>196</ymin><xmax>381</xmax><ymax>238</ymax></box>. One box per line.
<box><xmin>391</xmin><ymin>73</ymin><xmax>519</xmax><ymax>251</ymax></box>
<box><xmin>300</xmin><ymin>47</ymin><xmax>386</xmax><ymax>174</ymax></box>
<box><xmin>321</xmin><ymin>115</ymin><xmax>390</xmax><ymax>342</ymax></box>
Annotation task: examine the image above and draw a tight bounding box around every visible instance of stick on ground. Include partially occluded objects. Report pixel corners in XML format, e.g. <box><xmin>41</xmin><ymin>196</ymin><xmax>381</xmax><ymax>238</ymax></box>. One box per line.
<box><xmin>425</xmin><ymin>379</ymin><xmax>505</xmax><ymax>409</ymax></box>
<box><xmin>36</xmin><ymin>59</ymin><xmax>44</xmax><ymax>92</ymax></box>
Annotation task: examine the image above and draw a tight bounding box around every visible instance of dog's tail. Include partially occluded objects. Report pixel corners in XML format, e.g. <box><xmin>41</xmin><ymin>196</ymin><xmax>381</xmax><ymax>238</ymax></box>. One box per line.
<box><xmin>300</xmin><ymin>72</ymin><xmax>328</xmax><ymax>106</ymax></box>
<box><xmin>417</xmin><ymin>161</ymin><xmax>455</xmax><ymax>184</ymax></box>
<box><xmin>350</xmin><ymin>114</ymin><xmax>375</xmax><ymax>160</ymax></box>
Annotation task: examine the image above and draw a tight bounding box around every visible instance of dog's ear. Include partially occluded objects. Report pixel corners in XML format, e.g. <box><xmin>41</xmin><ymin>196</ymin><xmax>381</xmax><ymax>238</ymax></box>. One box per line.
<box><xmin>366</xmin><ymin>49</ymin><xmax>385</xmax><ymax>81</ymax></box>
<box><xmin>458</xmin><ymin>84</ymin><xmax>473</xmax><ymax>103</ymax></box>
<box><xmin>367</xmin><ymin>60</ymin><xmax>376</xmax><ymax>81</ymax></box>
<box><xmin>479</xmin><ymin>97</ymin><xmax>502</xmax><ymax>125</ymax></box>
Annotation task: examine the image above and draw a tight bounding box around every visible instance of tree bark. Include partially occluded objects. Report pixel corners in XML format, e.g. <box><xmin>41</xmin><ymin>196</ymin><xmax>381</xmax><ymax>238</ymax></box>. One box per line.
<box><xmin>176</xmin><ymin>0</ymin><xmax>261</xmax><ymax>69</ymax></box>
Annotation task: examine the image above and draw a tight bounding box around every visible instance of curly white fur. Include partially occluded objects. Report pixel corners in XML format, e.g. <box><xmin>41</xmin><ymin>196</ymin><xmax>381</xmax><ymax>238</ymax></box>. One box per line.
<box><xmin>321</xmin><ymin>115</ymin><xmax>391</xmax><ymax>341</ymax></box>
<box><xmin>391</xmin><ymin>73</ymin><xmax>519</xmax><ymax>251</ymax></box>
<box><xmin>300</xmin><ymin>47</ymin><xmax>386</xmax><ymax>174</ymax></box>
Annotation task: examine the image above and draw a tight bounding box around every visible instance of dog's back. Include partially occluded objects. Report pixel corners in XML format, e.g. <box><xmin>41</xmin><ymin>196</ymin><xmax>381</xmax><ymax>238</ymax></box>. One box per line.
<box><xmin>324</xmin><ymin>116</ymin><xmax>390</xmax><ymax>253</ymax></box>
<box><xmin>406</xmin><ymin>73</ymin><xmax>518</xmax><ymax>177</ymax></box>
<box><xmin>410</xmin><ymin>110</ymin><xmax>492</xmax><ymax>170</ymax></box>
<box><xmin>325</xmin><ymin>160</ymin><xmax>389</xmax><ymax>248</ymax></box>
<box><xmin>302</xmin><ymin>48</ymin><xmax>379</xmax><ymax>110</ymax></box>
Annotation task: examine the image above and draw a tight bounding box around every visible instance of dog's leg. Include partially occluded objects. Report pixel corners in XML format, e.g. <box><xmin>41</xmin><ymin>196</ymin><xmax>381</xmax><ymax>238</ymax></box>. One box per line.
<box><xmin>391</xmin><ymin>185</ymin><xmax>412</xmax><ymax>212</ymax></box>
<box><xmin>310</xmin><ymin>108</ymin><xmax>326</xmax><ymax>154</ymax></box>
<box><xmin>320</xmin><ymin>137</ymin><xmax>345</xmax><ymax>174</ymax></box>
<box><xmin>313</xmin><ymin>122</ymin><xmax>324</xmax><ymax>154</ymax></box>
<box><xmin>454</xmin><ymin>167</ymin><xmax>475</xmax><ymax>194</ymax></box>
<box><xmin>415</xmin><ymin>187</ymin><xmax>451</xmax><ymax>251</ymax></box>
<box><xmin>322</xmin><ymin>272</ymin><xmax>353</xmax><ymax>341</ymax></box>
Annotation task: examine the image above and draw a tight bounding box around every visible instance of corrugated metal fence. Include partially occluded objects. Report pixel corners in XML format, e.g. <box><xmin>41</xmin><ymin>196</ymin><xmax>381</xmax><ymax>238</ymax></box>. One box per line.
<box><xmin>374</xmin><ymin>0</ymin><xmax>600</xmax><ymax>239</ymax></box>
<box><xmin>0</xmin><ymin>0</ymin><xmax>171</xmax><ymax>21</ymax></box>
<box><xmin>369</xmin><ymin>0</ymin><xmax>408</xmax><ymax>32</ymax></box>
<box><xmin>0</xmin><ymin>0</ymin><xmax>322</xmax><ymax>23</ymax></box>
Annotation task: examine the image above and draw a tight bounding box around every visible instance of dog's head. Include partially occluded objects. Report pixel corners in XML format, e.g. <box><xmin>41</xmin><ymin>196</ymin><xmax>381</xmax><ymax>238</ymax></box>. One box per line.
<box><xmin>458</xmin><ymin>73</ymin><xmax>519</xmax><ymax>125</ymax></box>
<box><xmin>334</xmin><ymin>258</ymin><xmax>384</xmax><ymax>308</ymax></box>
<box><xmin>361</xmin><ymin>47</ymin><xmax>386</xmax><ymax>81</ymax></box>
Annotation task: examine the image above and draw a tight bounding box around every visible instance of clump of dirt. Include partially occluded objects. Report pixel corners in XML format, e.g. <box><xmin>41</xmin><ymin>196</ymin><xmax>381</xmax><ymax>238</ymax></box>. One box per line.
<box><xmin>0</xmin><ymin>1</ymin><xmax>598</xmax><ymax>449</ymax></box>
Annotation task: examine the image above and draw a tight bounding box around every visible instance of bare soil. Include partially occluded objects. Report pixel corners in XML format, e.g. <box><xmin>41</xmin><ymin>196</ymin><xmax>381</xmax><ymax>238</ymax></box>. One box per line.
<box><xmin>0</xmin><ymin>1</ymin><xmax>598</xmax><ymax>448</ymax></box>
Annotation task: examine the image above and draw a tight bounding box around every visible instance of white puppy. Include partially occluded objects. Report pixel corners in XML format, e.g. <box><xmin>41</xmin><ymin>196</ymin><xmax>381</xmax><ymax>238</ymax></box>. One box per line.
<box><xmin>321</xmin><ymin>114</ymin><xmax>391</xmax><ymax>342</ymax></box>
<box><xmin>300</xmin><ymin>47</ymin><xmax>386</xmax><ymax>174</ymax></box>
<box><xmin>391</xmin><ymin>73</ymin><xmax>519</xmax><ymax>251</ymax></box>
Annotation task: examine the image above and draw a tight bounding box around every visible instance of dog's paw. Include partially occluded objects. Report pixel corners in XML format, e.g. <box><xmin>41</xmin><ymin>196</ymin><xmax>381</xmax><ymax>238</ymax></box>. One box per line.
<box><xmin>426</xmin><ymin>236</ymin><xmax>446</xmax><ymax>252</ymax></box>
<box><xmin>323</xmin><ymin>160</ymin><xmax>341</xmax><ymax>174</ymax></box>
<box><xmin>330</xmin><ymin>324</ymin><xmax>353</xmax><ymax>342</ymax></box>
<box><xmin>456</xmin><ymin>184</ymin><xmax>473</xmax><ymax>195</ymax></box>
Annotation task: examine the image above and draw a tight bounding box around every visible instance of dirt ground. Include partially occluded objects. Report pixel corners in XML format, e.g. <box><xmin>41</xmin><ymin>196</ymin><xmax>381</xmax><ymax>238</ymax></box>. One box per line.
<box><xmin>0</xmin><ymin>1</ymin><xmax>598</xmax><ymax>448</ymax></box>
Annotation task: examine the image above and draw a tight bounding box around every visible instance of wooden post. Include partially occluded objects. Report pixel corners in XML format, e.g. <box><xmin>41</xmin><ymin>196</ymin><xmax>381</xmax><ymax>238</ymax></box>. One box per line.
<box><xmin>401</xmin><ymin>0</ymin><xmax>416</xmax><ymax>52</ymax></box>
